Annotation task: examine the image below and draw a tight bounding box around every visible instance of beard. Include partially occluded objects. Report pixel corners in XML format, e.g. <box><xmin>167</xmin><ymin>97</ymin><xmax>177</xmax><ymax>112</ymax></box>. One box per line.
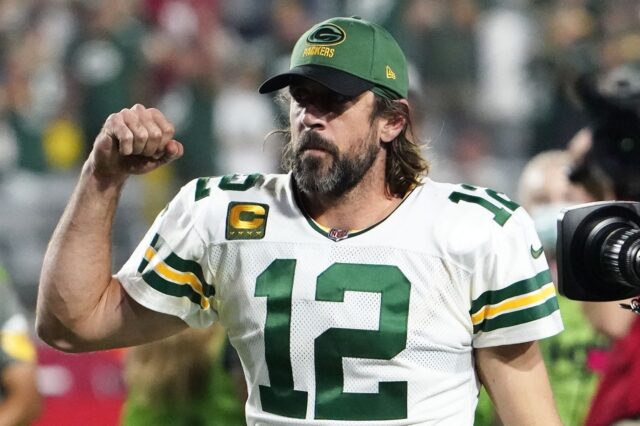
<box><xmin>291</xmin><ymin>129</ymin><xmax>380</xmax><ymax>198</ymax></box>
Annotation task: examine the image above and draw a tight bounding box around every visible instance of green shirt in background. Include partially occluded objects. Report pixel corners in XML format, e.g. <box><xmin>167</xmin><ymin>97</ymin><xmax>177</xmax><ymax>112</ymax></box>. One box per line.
<box><xmin>121</xmin><ymin>342</ymin><xmax>245</xmax><ymax>426</ymax></box>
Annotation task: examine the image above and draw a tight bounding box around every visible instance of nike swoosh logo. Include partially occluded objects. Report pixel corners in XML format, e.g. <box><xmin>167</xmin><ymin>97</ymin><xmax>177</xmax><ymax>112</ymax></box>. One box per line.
<box><xmin>530</xmin><ymin>245</ymin><xmax>544</xmax><ymax>259</ymax></box>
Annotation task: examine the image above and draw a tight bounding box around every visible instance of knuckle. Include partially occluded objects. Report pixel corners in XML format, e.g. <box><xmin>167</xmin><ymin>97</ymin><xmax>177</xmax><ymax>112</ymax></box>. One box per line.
<box><xmin>120</xmin><ymin>130</ymin><xmax>134</xmax><ymax>143</ymax></box>
<box><xmin>161</xmin><ymin>122</ymin><xmax>175</xmax><ymax>136</ymax></box>
<box><xmin>149</xmin><ymin>129</ymin><xmax>162</xmax><ymax>140</ymax></box>
<box><xmin>136</xmin><ymin>127</ymin><xmax>149</xmax><ymax>140</ymax></box>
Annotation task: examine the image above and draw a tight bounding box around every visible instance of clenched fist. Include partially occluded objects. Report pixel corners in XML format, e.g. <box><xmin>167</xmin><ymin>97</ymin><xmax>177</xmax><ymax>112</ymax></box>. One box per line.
<box><xmin>89</xmin><ymin>104</ymin><xmax>184</xmax><ymax>180</ymax></box>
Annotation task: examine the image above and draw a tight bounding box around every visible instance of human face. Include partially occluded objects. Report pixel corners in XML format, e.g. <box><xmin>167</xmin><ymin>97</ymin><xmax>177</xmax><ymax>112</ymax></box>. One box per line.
<box><xmin>288</xmin><ymin>78</ymin><xmax>382</xmax><ymax>197</ymax></box>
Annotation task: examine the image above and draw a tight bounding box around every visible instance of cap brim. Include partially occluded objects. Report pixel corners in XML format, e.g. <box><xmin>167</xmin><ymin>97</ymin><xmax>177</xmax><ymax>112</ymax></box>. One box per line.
<box><xmin>258</xmin><ymin>65</ymin><xmax>374</xmax><ymax>97</ymax></box>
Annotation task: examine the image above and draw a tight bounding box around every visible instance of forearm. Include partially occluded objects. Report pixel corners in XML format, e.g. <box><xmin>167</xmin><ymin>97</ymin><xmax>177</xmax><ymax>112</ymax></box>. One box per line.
<box><xmin>36</xmin><ymin>160</ymin><xmax>127</xmax><ymax>350</ymax></box>
<box><xmin>476</xmin><ymin>342</ymin><xmax>561</xmax><ymax>425</ymax></box>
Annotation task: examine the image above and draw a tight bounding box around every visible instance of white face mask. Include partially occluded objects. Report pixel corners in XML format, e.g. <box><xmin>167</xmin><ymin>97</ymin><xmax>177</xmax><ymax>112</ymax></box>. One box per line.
<box><xmin>529</xmin><ymin>203</ymin><xmax>576</xmax><ymax>259</ymax></box>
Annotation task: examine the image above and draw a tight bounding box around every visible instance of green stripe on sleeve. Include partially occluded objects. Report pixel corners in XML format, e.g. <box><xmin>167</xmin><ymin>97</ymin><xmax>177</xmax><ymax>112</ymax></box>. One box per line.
<box><xmin>137</xmin><ymin>257</ymin><xmax>149</xmax><ymax>274</ymax></box>
<box><xmin>138</xmin><ymin>233</ymin><xmax>215</xmax><ymax>297</ymax></box>
<box><xmin>473</xmin><ymin>296</ymin><xmax>559</xmax><ymax>333</ymax></box>
<box><xmin>163</xmin><ymin>252</ymin><xmax>215</xmax><ymax>297</ymax></box>
<box><xmin>470</xmin><ymin>269</ymin><xmax>553</xmax><ymax>315</ymax></box>
<box><xmin>137</xmin><ymin>234</ymin><xmax>160</xmax><ymax>273</ymax></box>
<box><xmin>142</xmin><ymin>269</ymin><xmax>204</xmax><ymax>307</ymax></box>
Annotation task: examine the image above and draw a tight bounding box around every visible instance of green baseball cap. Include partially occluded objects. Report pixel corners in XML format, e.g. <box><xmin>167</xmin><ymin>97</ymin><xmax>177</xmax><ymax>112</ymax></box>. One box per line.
<box><xmin>259</xmin><ymin>16</ymin><xmax>408</xmax><ymax>99</ymax></box>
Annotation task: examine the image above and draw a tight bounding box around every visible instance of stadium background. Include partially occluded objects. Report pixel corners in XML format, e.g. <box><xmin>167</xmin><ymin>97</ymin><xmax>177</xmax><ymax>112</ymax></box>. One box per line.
<box><xmin>0</xmin><ymin>0</ymin><xmax>637</xmax><ymax>424</ymax></box>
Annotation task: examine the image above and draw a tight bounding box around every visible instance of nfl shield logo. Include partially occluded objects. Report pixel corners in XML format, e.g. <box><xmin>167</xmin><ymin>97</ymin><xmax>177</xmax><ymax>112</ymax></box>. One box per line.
<box><xmin>328</xmin><ymin>228</ymin><xmax>349</xmax><ymax>241</ymax></box>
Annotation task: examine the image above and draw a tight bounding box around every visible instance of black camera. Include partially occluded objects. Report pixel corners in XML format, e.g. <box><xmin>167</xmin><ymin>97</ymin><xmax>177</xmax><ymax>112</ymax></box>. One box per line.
<box><xmin>558</xmin><ymin>64</ymin><xmax>640</xmax><ymax>301</ymax></box>
<box><xmin>558</xmin><ymin>202</ymin><xmax>640</xmax><ymax>301</ymax></box>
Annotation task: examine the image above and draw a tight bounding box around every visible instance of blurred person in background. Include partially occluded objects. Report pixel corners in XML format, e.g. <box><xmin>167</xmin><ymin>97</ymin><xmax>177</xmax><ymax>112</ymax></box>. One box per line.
<box><xmin>546</xmin><ymin>62</ymin><xmax>640</xmax><ymax>425</ymax></box>
<box><xmin>0</xmin><ymin>263</ymin><xmax>41</xmax><ymax>426</ymax></box>
<box><xmin>136</xmin><ymin>0</ymin><xmax>224</xmax><ymax>221</ymax></box>
<box><xmin>36</xmin><ymin>15</ymin><xmax>564</xmax><ymax>425</ymax></box>
<box><xmin>213</xmin><ymin>48</ymin><xmax>280</xmax><ymax>175</ymax></box>
<box><xmin>64</xmin><ymin>0</ymin><xmax>147</xmax><ymax>152</ymax></box>
<box><xmin>122</xmin><ymin>324</ymin><xmax>245</xmax><ymax>426</ymax></box>
<box><xmin>516</xmin><ymin>149</ymin><xmax>609</xmax><ymax>426</ymax></box>
<box><xmin>141</xmin><ymin>0</ymin><xmax>222</xmax><ymax>184</ymax></box>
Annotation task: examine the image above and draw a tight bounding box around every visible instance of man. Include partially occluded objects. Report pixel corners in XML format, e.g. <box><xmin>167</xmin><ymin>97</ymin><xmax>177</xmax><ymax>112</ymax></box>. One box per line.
<box><xmin>37</xmin><ymin>16</ymin><xmax>563</xmax><ymax>425</ymax></box>
<box><xmin>0</xmin><ymin>266</ymin><xmax>41</xmax><ymax>425</ymax></box>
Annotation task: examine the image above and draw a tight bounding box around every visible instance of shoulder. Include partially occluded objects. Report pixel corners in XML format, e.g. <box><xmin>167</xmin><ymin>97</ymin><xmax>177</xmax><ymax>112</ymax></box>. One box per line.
<box><xmin>171</xmin><ymin>173</ymin><xmax>289</xmax><ymax>210</ymax></box>
<box><xmin>417</xmin><ymin>179</ymin><xmax>532</xmax><ymax>231</ymax></box>
<box><xmin>413</xmin><ymin>179</ymin><xmax>526</xmax><ymax>228</ymax></box>
<box><xmin>161</xmin><ymin>173</ymin><xmax>291</xmax><ymax>242</ymax></box>
<box><xmin>412</xmin><ymin>179</ymin><xmax>537</xmax><ymax>263</ymax></box>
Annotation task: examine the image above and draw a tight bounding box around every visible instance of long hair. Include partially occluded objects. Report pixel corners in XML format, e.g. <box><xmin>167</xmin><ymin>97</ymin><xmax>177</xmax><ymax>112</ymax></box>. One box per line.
<box><xmin>372</xmin><ymin>95</ymin><xmax>429</xmax><ymax>197</ymax></box>
<box><xmin>276</xmin><ymin>92</ymin><xmax>429</xmax><ymax>198</ymax></box>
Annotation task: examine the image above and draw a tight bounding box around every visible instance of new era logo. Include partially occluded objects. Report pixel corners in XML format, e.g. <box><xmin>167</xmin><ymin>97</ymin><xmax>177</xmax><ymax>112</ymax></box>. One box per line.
<box><xmin>385</xmin><ymin>65</ymin><xmax>396</xmax><ymax>80</ymax></box>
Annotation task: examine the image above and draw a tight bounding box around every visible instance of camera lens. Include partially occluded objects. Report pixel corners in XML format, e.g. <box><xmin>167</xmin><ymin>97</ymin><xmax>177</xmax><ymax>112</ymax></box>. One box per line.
<box><xmin>601</xmin><ymin>226</ymin><xmax>640</xmax><ymax>288</ymax></box>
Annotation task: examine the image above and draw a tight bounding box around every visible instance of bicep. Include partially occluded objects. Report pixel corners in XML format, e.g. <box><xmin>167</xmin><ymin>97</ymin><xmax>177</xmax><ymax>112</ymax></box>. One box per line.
<box><xmin>475</xmin><ymin>341</ymin><xmax>561</xmax><ymax>425</ymax></box>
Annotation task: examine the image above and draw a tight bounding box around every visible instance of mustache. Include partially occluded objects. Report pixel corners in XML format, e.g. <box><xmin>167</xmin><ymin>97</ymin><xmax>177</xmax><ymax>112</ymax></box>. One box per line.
<box><xmin>297</xmin><ymin>131</ymin><xmax>339</xmax><ymax>157</ymax></box>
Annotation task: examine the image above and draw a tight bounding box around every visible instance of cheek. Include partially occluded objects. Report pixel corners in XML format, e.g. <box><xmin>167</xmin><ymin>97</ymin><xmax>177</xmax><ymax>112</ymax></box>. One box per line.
<box><xmin>289</xmin><ymin>107</ymin><xmax>301</xmax><ymax>138</ymax></box>
<box><xmin>289</xmin><ymin>101</ymin><xmax>304</xmax><ymax>123</ymax></box>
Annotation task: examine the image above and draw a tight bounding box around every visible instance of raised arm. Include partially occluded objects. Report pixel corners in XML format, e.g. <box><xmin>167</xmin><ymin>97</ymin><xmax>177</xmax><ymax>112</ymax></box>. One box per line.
<box><xmin>475</xmin><ymin>341</ymin><xmax>562</xmax><ymax>426</ymax></box>
<box><xmin>36</xmin><ymin>104</ymin><xmax>188</xmax><ymax>353</ymax></box>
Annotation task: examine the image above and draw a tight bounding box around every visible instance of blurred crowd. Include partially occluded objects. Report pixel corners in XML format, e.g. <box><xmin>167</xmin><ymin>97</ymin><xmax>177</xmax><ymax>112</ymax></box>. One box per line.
<box><xmin>1</xmin><ymin>0</ymin><xmax>640</xmax><ymax>424</ymax></box>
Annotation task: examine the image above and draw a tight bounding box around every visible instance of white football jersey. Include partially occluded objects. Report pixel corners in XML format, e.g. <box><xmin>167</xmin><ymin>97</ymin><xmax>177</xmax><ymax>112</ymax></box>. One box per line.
<box><xmin>118</xmin><ymin>173</ymin><xmax>563</xmax><ymax>426</ymax></box>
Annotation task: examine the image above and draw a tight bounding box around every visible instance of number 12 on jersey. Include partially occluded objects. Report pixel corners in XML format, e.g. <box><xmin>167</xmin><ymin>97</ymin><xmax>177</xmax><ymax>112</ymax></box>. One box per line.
<box><xmin>448</xmin><ymin>184</ymin><xmax>520</xmax><ymax>226</ymax></box>
<box><xmin>255</xmin><ymin>259</ymin><xmax>411</xmax><ymax>421</ymax></box>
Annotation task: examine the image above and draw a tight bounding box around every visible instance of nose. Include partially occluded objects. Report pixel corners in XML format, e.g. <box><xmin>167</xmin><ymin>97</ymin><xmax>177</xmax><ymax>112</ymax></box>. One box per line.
<box><xmin>301</xmin><ymin>103</ymin><xmax>328</xmax><ymax>130</ymax></box>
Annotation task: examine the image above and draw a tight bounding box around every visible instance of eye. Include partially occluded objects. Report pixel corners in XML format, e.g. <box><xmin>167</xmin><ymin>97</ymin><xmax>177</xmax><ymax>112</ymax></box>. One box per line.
<box><xmin>290</xmin><ymin>87</ymin><xmax>310</xmax><ymax>105</ymax></box>
<box><xmin>331</xmin><ymin>93</ymin><xmax>352</xmax><ymax>105</ymax></box>
<box><xmin>325</xmin><ymin>93</ymin><xmax>354</xmax><ymax>112</ymax></box>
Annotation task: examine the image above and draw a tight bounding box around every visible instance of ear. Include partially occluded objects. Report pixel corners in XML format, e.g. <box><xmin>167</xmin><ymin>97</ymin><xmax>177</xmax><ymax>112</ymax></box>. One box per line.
<box><xmin>379</xmin><ymin>99</ymin><xmax>408</xmax><ymax>143</ymax></box>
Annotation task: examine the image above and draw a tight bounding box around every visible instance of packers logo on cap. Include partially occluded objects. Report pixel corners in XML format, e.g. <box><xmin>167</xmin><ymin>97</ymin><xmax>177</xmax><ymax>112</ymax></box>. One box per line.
<box><xmin>306</xmin><ymin>24</ymin><xmax>346</xmax><ymax>45</ymax></box>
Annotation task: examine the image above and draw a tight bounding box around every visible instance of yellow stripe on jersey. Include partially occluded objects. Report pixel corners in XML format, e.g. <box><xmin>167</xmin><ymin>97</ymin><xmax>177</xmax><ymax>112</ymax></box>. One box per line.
<box><xmin>154</xmin><ymin>259</ymin><xmax>209</xmax><ymax>309</ymax></box>
<box><xmin>471</xmin><ymin>283</ymin><xmax>557</xmax><ymax>326</ymax></box>
<box><xmin>470</xmin><ymin>269</ymin><xmax>559</xmax><ymax>333</ymax></box>
<box><xmin>139</xmin><ymin>240</ymin><xmax>215</xmax><ymax>309</ymax></box>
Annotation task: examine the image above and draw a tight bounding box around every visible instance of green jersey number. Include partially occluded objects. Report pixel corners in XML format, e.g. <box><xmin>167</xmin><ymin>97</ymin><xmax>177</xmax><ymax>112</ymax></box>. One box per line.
<box><xmin>255</xmin><ymin>260</ymin><xmax>411</xmax><ymax>421</ymax></box>
<box><xmin>448</xmin><ymin>184</ymin><xmax>520</xmax><ymax>226</ymax></box>
<box><xmin>195</xmin><ymin>173</ymin><xmax>263</xmax><ymax>201</ymax></box>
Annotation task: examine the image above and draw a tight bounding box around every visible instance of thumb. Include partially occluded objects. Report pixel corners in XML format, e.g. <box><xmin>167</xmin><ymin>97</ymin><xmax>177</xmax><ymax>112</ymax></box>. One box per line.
<box><xmin>162</xmin><ymin>139</ymin><xmax>184</xmax><ymax>163</ymax></box>
<box><xmin>94</xmin><ymin>130</ymin><xmax>117</xmax><ymax>153</ymax></box>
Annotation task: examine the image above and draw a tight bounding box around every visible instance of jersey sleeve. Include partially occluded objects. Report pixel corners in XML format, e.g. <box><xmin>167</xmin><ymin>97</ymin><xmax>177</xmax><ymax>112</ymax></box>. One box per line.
<box><xmin>470</xmin><ymin>206</ymin><xmax>564</xmax><ymax>348</ymax></box>
<box><xmin>117</xmin><ymin>179</ymin><xmax>217</xmax><ymax>328</ymax></box>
